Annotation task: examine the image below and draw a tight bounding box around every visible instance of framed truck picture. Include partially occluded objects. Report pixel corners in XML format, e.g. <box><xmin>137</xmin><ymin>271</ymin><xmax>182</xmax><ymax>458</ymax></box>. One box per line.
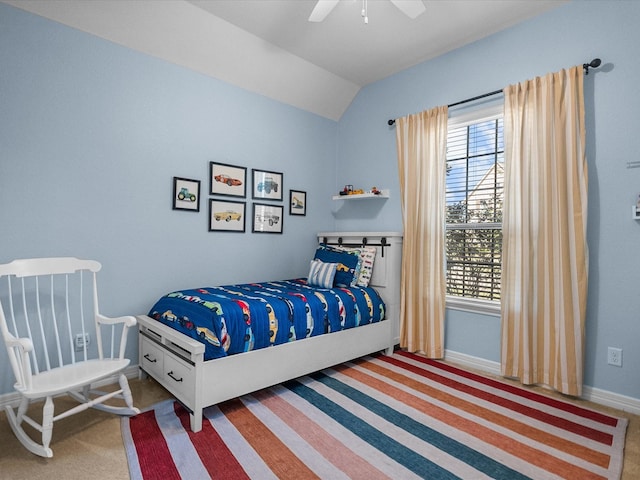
<box><xmin>252</xmin><ymin>169</ymin><xmax>282</xmax><ymax>201</ymax></box>
<box><xmin>252</xmin><ymin>203</ymin><xmax>283</xmax><ymax>234</ymax></box>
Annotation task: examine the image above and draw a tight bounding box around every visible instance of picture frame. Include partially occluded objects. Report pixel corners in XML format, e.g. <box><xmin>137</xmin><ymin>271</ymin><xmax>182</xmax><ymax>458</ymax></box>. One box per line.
<box><xmin>252</xmin><ymin>169</ymin><xmax>283</xmax><ymax>201</ymax></box>
<box><xmin>209</xmin><ymin>199</ymin><xmax>246</xmax><ymax>233</ymax></box>
<box><xmin>252</xmin><ymin>203</ymin><xmax>283</xmax><ymax>234</ymax></box>
<box><xmin>173</xmin><ymin>177</ymin><xmax>201</xmax><ymax>212</ymax></box>
<box><xmin>210</xmin><ymin>161</ymin><xmax>247</xmax><ymax>198</ymax></box>
<box><xmin>289</xmin><ymin>189</ymin><xmax>307</xmax><ymax>216</ymax></box>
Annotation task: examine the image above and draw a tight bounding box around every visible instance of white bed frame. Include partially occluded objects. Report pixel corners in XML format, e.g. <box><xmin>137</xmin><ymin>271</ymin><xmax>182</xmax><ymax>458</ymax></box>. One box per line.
<box><xmin>137</xmin><ymin>232</ymin><xmax>402</xmax><ymax>432</ymax></box>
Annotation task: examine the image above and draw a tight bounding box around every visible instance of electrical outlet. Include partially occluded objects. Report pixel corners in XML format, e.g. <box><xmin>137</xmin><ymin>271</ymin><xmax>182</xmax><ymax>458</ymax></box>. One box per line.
<box><xmin>607</xmin><ymin>347</ymin><xmax>622</xmax><ymax>367</ymax></box>
<box><xmin>75</xmin><ymin>333</ymin><xmax>90</xmax><ymax>351</ymax></box>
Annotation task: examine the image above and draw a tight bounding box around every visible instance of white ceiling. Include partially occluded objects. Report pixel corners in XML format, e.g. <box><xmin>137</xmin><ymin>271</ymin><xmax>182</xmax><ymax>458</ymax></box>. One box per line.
<box><xmin>4</xmin><ymin>0</ymin><xmax>566</xmax><ymax>120</ymax></box>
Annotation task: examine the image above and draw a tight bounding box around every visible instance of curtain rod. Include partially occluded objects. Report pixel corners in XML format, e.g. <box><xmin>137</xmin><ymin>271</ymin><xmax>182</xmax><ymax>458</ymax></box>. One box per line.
<box><xmin>387</xmin><ymin>58</ymin><xmax>602</xmax><ymax>126</ymax></box>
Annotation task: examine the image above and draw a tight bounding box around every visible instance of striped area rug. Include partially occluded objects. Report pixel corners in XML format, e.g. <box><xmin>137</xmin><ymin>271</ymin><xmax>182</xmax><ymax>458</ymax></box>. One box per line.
<box><xmin>122</xmin><ymin>351</ymin><xmax>628</xmax><ymax>479</ymax></box>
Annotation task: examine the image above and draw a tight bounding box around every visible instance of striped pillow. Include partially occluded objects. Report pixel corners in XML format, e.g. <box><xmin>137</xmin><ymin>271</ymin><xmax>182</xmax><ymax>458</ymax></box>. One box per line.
<box><xmin>308</xmin><ymin>260</ymin><xmax>337</xmax><ymax>288</ymax></box>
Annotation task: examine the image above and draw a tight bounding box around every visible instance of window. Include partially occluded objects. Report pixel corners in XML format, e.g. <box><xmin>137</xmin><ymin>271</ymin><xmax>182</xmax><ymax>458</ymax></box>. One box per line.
<box><xmin>445</xmin><ymin>107</ymin><xmax>504</xmax><ymax>312</ymax></box>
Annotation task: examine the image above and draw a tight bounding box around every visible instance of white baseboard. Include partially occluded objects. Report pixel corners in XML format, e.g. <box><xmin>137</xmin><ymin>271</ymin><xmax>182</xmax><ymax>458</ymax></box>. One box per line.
<box><xmin>443</xmin><ymin>349</ymin><xmax>502</xmax><ymax>376</ymax></box>
<box><xmin>0</xmin><ymin>365</ymin><xmax>140</xmax><ymax>410</ymax></box>
<box><xmin>444</xmin><ymin>349</ymin><xmax>640</xmax><ymax>416</ymax></box>
<box><xmin>582</xmin><ymin>385</ymin><xmax>640</xmax><ymax>416</ymax></box>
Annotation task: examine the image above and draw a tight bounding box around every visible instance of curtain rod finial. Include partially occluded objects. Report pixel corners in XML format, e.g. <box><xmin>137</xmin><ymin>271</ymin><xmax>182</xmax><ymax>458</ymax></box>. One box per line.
<box><xmin>583</xmin><ymin>58</ymin><xmax>602</xmax><ymax>75</ymax></box>
<box><xmin>388</xmin><ymin>119</ymin><xmax>395</xmax><ymax>126</ymax></box>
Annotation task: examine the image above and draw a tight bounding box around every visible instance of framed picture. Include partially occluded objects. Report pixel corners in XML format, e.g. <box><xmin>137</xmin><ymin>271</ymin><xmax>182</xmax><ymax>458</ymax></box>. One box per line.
<box><xmin>289</xmin><ymin>189</ymin><xmax>306</xmax><ymax>216</ymax></box>
<box><xmin>252</xmin><ymin>203</ymin><xmax>283</xmax><ymax>234</ymax></box>
<box><xmin>210</xmin><ymin>161</ymin><xmax>247</xmax><ymax>198</ymax></box>
<box><xmin>209</xmin><ymin>199</ymin><xmax>246</xmax><ymax>232</ymax></box>
<box><xmin>252</xmin><ymin>169</ymin><xmax>283</xmax><ymax>201</ymax></box>
<box><xmin>173</xmin><ymin>177</ymin><xmax>201</xmax><ymax>212</ymax></box>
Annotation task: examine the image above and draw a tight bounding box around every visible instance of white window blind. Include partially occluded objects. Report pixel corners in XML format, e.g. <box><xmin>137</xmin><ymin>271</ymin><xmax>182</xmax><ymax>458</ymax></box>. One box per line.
<box><xmin>445</xmin><ymin>107</ymin><xmax>504</xmax><ymax>308</ymax></box>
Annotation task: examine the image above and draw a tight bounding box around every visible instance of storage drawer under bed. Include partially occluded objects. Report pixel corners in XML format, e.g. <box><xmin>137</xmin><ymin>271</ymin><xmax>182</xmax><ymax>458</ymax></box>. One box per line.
<box><xmin>139</xmin><ymin>332</ymin><xmax>197</xmax><ymax>407</ymax></box>
<box><xmin>140</xmin><ymin>336</ymin><xmax>164</xmax><ymax>379</ymax></box>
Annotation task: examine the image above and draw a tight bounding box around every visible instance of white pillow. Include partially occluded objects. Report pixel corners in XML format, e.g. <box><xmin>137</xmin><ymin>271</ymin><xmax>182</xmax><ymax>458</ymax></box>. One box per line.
<box><xmin>307</xmin><ymin>260</ymin><xmax>337</xmax><ymax>288</ymax></box>
<box><xmin>334</xmin><ymin>246</ymin><xmax>377</xmax><ymax>287</ymax></box>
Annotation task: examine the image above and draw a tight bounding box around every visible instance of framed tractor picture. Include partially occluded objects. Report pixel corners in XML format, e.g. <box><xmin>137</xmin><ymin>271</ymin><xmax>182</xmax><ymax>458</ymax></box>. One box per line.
<box><xmin>173</xmin><ymin>176</ymin><xmax>200</xmax><ymax>212</ymax></box>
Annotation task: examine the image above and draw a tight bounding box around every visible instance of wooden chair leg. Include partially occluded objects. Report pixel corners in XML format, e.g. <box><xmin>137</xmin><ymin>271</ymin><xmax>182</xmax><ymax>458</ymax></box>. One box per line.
<box><xmin>119</xmin><ymin>374</ymin><xmax>138</xmax><ymax>413</ymax></box>
<box><xmin>41</xmin><ymin>397</ymin><xmax>54</xmax><ymax>454</ymax></box>
<box><xmin>16</xmin><ymin>396</ymin><xmax>28</xmax><ymax>423</ymax></box>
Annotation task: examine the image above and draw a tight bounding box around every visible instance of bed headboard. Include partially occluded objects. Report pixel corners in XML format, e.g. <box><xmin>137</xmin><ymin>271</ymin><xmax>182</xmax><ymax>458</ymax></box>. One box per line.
<box><xmin>317</xmin><ymin>231</ymin><xmax>403</xmax><ymax>345</ymax></box>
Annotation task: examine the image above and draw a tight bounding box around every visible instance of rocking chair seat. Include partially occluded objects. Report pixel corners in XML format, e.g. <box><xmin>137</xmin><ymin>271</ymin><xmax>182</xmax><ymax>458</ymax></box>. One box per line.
<box><xmin>20</xmin><ymin>358</ymin><xmax>131</xmax><ymax>398</ymax></box>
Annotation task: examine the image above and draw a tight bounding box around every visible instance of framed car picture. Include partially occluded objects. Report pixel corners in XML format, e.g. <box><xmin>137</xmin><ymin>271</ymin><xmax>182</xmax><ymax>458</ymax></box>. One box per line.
<box><xmin>210</xmin><ymin>161</ymin><xmax>247</xmax><ymax>198</ymax></box>
<box><xmin>173</xmin><ymin>176</ymin><xmax>201</xmax><ymax>212</ymax></box>
<box><xmin>209</xmin><ymin>199</ymin><xmax>246</xmax><ymax>232</ymax></box>
<box><xmin>252</xmin><ymin>203</ymin><xmax>283</xmax><ymax>234</ymax></box>
<box><xmin>289</xmin><ymin>189</ymin><xmax>306</xmax><ymax>216</ymax></box>
<box><xmin>252</xmin><ymin>169</ymin><xmax>283</xmax><ymax>201</ymax></box>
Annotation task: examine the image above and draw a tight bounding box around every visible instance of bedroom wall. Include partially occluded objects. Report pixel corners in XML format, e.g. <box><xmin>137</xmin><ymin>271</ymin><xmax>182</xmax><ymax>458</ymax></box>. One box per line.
<box><xmin>0</xmin><ymin>3</ymin><xmax>337</xmax><ymax>395</ymax></box>
<box><xmin>336</xmin><ymin>0</ymin><xmax>640</xmax><ymax>404</ymax></box>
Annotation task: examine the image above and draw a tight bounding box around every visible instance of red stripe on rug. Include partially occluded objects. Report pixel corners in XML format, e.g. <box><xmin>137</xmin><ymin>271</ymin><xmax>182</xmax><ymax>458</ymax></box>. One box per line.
<box><xmin>127</xmin><ymin>407</ymin><xmax>181</xmax><ymax>480</ymax></box>
<box><xmin>218</xmin><ymin>397</ymin><xmax>320</xmax><ymax>480</ymax></box>
<box><xmin>396</xmin><ymin>350</ymin><xmax>618</xmax><ymax>427</ymax></box>
<box><xmin>251</xmin><ymin>389</ymin><xmax>392</xmax><ymax>479</ymax></box>
<box><xmin>384</xmin><ymin>353</ymin><xmax>614</xmax><ymax>445</ymax></box>
<box><xmin>337</xmin><ymin>360</ymin><xmax>610</xmax><ymax>478</ymax></box>
<box><xmin>173</xmin><ymin>402</ymin><xmax>250</xmax><ymax>479</ymax></box>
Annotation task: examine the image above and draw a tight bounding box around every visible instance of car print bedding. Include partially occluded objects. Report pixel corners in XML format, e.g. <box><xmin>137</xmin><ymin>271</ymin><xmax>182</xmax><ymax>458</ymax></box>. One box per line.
<box><xmin>147</xmin><ymin>278</ymin><xmax>386</xmax><ymax>361</ymax></box>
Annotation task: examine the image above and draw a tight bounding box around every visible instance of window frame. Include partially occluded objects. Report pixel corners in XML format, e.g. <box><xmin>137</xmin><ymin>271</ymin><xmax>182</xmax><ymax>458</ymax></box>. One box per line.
<box><xmin>445</xmin><ymin>103</ymin><xmax>503</xmax><ymax>316</ymax></box>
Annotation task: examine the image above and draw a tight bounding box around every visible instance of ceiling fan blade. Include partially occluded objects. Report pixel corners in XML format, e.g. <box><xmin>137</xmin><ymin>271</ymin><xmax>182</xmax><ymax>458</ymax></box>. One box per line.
<box><xmin>309</xmin><ymin>0</ymin><xmax>340</xmax><ymax>22</ymax></box>
<box><xmin>390</xmin><ymin>0</ymin><xmax>426</xmax><ymax>19</ymax></box>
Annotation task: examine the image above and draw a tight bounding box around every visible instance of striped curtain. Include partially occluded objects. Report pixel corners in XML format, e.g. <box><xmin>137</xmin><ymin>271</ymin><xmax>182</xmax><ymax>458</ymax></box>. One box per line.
<box><xmin>501</xmin><ymin>66</ymin><xmax>588</xmax><ymax>396</ymax></box>
<box><xmin>395</xmin><ymin>106</ymin><xmax>448</xmax><ymax>358</ymax></box>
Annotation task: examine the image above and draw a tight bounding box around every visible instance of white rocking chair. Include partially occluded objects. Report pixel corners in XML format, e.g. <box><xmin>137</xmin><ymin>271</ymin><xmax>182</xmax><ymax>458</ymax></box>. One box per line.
<box><xmin>0</xmin><ymin>257</ymin><xmax>140</xmax><ymax>457</ymax></box>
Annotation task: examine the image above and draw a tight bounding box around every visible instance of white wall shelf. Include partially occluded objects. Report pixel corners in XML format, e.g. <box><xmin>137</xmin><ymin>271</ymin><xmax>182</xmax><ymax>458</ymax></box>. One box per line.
<box><xmin>332</xmin><ymin>189</ymin><xmax>389</xmax><ymax>201</ymax></box>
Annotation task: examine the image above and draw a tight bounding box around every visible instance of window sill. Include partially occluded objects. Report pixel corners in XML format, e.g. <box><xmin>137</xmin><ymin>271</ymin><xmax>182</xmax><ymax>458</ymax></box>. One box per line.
<box><xmin>446</xmin><ymin>296</ymin><xmax>501</xmax><ymax>317</ymax></box>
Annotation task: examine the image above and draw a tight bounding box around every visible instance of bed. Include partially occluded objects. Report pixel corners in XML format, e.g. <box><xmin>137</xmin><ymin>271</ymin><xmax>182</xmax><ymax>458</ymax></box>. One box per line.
<box><xmin>137</xmin><ymin>231</ymin><xmax>402</xmax><ymax>432</ymax></box>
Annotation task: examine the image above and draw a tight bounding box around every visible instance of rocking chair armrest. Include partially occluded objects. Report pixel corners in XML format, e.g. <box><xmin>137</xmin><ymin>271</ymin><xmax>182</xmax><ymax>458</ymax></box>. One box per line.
<box><xmin>6</xmin><ymin>335</ymin><xmax>34</xmax><ymax>353</ymax></box>
<box><xmin>96</xmin><ymin>313</ymin><xmax>137</xmax><ymax>328</ymax></box>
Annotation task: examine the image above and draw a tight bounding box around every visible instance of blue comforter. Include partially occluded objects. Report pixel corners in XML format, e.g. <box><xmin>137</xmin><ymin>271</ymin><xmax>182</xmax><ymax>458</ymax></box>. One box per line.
<box><xmin>148</xmin><ymin>279</ymin><xmax>385</xmax><ymax>360</ymax></box>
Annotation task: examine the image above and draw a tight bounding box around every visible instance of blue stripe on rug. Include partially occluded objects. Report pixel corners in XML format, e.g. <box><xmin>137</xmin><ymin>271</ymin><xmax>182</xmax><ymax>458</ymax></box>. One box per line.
<box><xmin>288</xmin><ymin>371</ymin><xmax>533</xmax><ymax>480</ymax></box>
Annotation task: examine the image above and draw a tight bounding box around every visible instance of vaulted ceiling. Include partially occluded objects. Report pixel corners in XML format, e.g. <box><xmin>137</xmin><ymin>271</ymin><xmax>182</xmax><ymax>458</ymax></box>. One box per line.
<box><xmin>4</xmin><ymin>0</ymin><xmax>566</xmax><ymax>120</ymax></box>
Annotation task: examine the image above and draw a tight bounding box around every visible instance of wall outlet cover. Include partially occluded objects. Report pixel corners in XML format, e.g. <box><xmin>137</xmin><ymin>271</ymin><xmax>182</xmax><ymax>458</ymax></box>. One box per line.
<box><xmin>607</xmin><ymin>347</ymin><xmax>622</xmax><ymax>367</ymax></box>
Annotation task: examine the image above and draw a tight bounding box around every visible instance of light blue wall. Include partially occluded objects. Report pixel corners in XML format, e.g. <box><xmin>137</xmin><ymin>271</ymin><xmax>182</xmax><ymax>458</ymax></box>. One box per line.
<box><xmin>337</xmin><ymin>0</ymin><xmax>640</xmax><ymax>401</ymax></box>
<box><xmin>0</xmin><ymin>4</ymin><xmax>337</xmax><ymax>394</ymax></box>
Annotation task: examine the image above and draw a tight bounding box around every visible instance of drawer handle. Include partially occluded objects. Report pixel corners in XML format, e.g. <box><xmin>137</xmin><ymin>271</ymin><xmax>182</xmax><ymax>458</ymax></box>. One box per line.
<box><xmin>143</xmin><ymin>353</ymin><xmax>157</xmax><ymax>363</ymax></box>
<box><xmin>168</xmin><ymin>371</ymin><xmax>183</xmax><ymax>383</ymax></box>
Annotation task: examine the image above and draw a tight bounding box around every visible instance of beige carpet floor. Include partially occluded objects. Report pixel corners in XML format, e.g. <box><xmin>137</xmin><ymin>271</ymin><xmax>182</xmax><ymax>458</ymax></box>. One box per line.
<box><xmin>0</xmin><ymin>372</ymin><xmax>638</xmax><ymax>479</ymax></box>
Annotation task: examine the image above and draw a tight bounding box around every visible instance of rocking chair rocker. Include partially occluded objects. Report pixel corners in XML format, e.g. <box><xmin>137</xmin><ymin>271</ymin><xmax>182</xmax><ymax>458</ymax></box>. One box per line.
<box><xmin>0</xmin><ymin>257</ymin><xmax>140</xmax><ymax>457</ymax></box>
